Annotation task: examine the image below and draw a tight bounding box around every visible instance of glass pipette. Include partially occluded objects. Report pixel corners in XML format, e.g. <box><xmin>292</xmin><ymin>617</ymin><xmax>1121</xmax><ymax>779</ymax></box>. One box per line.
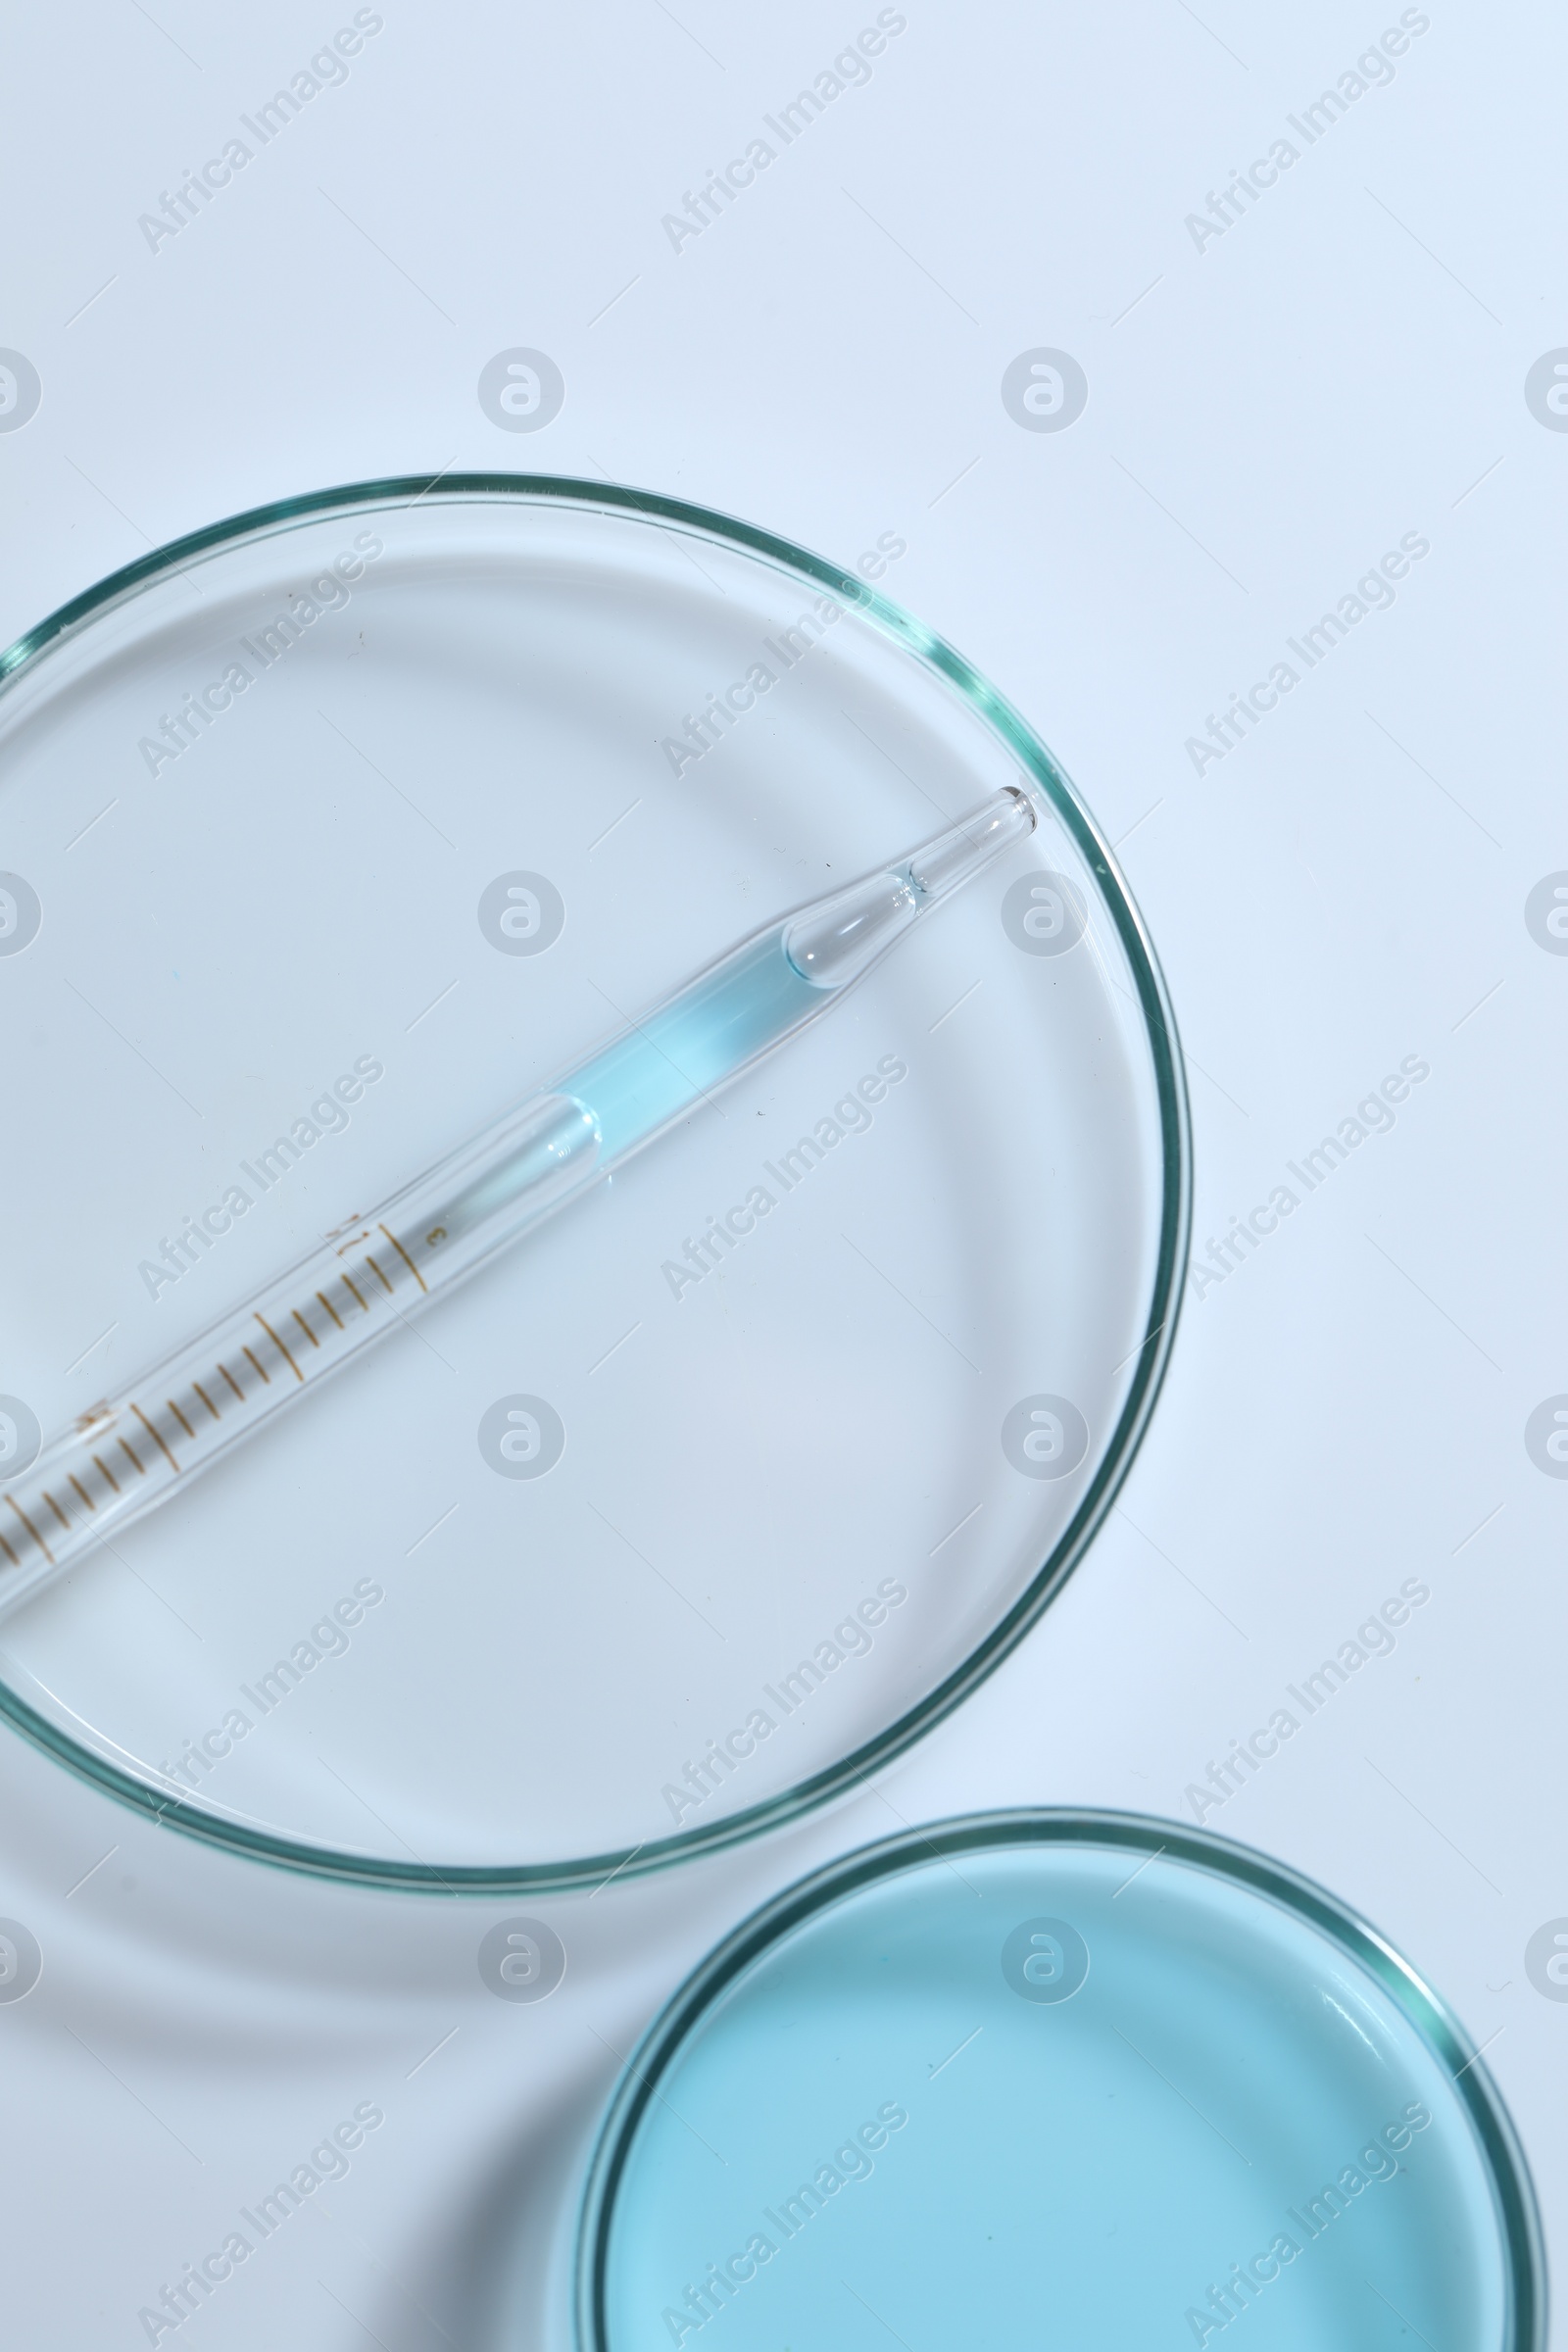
<box><xmin>0</xmin><ymin>786</ymin><xmax>1035</xmax><ymax>1614</ymax></box>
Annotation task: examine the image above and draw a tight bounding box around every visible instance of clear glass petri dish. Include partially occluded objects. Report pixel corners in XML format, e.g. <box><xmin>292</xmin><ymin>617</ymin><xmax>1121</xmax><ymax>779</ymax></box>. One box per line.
<box><xmin>576</xmin><ymin>1810</ymin><xmax>1544</xmax><ymax>2351</ymax></box>
<box><xmin>0</xmin><ymin>479</ymin><xmax>1189</xmax><ymax>1890</ymax></box>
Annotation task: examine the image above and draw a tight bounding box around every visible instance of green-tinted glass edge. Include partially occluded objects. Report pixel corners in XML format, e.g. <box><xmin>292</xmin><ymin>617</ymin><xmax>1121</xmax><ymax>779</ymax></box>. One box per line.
<box><xmin>574</xmin><ymin>1807</ymin><xmax>1546</xmax><ymax>2352</ymax></box>
<box><xmin>0</xmin><ymin>476</ymin><xmax>1194</xmax><ymax>1895</ymax></box>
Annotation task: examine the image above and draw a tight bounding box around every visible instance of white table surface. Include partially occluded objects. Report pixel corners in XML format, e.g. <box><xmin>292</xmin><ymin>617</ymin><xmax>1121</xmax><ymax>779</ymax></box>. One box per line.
<box><xmin>1</xmin><ymin>3</ymin><xmax>1562</xmax><ymax>2342</ymax></box>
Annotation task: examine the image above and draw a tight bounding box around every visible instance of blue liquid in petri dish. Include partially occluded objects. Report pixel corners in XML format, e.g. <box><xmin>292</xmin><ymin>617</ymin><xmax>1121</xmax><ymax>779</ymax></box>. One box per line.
<box><xmin>582</xmin><ymin>1818</ymin><xmax>1540</xmax><ymax>2350</ymax></box>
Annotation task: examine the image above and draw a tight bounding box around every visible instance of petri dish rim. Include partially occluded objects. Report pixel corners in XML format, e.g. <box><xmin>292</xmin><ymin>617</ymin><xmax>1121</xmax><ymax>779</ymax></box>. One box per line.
<box><xmin>574</xmin><ymin>1806</ymin><xmax>1546</xmax><ymax>2352</ymax></box>
<box><xmin>0</xmin><ymin>475</ymin><xmax>1192</xmax><ymax>1895</ymax></box>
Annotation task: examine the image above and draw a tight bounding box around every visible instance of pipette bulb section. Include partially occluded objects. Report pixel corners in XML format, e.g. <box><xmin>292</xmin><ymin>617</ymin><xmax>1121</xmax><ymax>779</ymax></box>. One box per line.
<box><xmin>785</xmin><ymin>873</ymin><xmax>919</xmax><ymax>990</ymax></box>
<box><xmin>785</xmin><ymin>785</ymin><xmax>1035</xmax><ymax>990</ymax></box>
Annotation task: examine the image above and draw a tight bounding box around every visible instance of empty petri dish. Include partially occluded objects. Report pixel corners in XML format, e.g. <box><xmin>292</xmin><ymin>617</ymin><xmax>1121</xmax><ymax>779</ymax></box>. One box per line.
<box><xmin>0</xmin><ymin>480</ymin><xmax>1188</xmax><ymax>1888</ymax></box>
<box><xmin>576</xmin><ymin>1811</ymin><xmax>1544</xmax><ymax>2350</ymax></box>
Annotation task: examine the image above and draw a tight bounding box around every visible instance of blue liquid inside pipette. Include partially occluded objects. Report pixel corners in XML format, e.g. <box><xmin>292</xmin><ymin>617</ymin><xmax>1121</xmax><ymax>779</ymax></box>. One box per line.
<box><xmin>563</xmin><ymin>930</ymin><xmax>816</xmax><ymax>1163</ymax></box>
<box><xmin>395</xmin><ymin>791</ymin><xmax>1032</xmax><ymax>1250</ymax></box>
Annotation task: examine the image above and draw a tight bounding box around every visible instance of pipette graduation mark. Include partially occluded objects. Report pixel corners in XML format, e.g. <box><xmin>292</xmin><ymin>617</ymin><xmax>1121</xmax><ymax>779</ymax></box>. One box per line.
<box><xmin>2</xmin><ymin>786</ymin><xmax>1035</xmax><ymax>1613</ymax></box>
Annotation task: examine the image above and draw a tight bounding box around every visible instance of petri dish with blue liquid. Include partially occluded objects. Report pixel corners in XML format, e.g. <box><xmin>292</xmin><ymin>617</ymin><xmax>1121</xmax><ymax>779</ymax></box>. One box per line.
<box><xmin>576</xmin><ymin>1811</ymin><xmax>1544</xmax><ymax>2350</ymax></box>
<box><xmin>0</xmin><ymin>481</ymin><xmax>1188</xmax><ymax>1889</ymax></box>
